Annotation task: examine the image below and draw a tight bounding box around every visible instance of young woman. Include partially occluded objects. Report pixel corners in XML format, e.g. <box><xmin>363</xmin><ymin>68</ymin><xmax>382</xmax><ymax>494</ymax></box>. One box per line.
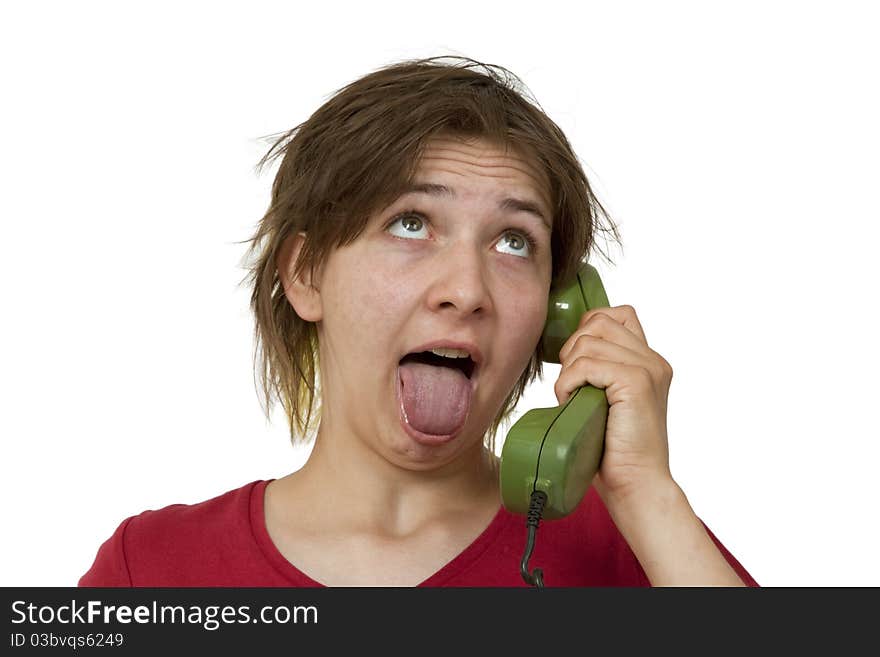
<box><xmin>79</xmin><ymin>56</ymin><xmax>757</xmax><ymax>587</ymax></box>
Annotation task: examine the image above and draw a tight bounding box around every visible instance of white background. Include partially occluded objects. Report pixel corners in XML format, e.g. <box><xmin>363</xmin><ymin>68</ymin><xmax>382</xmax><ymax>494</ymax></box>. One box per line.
<box><xmin>2</xmin><ymin>1</ymin><xmax>877</xmax><ymax>587</ymax></box>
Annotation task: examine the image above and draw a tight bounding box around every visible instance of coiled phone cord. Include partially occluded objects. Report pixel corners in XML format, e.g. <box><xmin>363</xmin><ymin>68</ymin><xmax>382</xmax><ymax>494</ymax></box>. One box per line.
<box><xmin>521</xmin><ymin>490</ymin><xmax>548</xmax><ymax>587</ymax></box>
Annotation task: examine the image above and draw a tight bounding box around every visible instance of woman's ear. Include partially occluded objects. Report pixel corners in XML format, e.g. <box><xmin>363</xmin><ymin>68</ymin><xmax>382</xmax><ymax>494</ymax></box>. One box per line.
<box><xmin>276</xmin><ymin>231</ymin><xmax>322</xmax><ymax>322</ymax></box>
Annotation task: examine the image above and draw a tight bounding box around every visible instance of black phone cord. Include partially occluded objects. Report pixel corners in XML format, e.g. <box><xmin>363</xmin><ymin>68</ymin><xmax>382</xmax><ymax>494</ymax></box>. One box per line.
<box><xmin>521</xmin><ymin>490</ymin><xmax>548</xmax><ymax>588</ymax></box>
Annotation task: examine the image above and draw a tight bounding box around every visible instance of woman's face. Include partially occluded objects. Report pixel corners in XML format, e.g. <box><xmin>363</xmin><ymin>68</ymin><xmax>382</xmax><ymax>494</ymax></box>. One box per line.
<box><xmin>312</xmin><ymin>134</ymin><xmax>553</xmax><ymax>471</ymax></box>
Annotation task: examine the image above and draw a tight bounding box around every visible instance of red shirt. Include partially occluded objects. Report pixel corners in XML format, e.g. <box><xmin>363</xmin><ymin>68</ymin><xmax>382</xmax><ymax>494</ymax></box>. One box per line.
<box><xmin>78</xmin><ymin>479</ymin><xmax>758</xmax><ymax>587</ymax></box>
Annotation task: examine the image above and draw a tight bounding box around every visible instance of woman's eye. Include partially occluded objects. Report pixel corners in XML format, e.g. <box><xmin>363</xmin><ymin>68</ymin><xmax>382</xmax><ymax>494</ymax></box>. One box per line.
<box><xmin>386</xmin><ymin>212</ymin><xmax>428</xmax><ymax>239</ymax></box>
<box><xmin>496</xmin><ymin>232</ymin><xmax>533</xmax><ymax>259</ymax></box>
<box><xmin>386</xmin><ymin>211</ymin><xmax>535</xmax><ymax>259</ymax></box>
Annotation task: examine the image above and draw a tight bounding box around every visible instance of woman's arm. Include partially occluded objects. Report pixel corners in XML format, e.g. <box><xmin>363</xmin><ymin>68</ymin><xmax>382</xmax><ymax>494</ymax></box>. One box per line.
<box><xmin>554</xmin><ymin>304</ymin><xmax>753</xmax><ymax>586</ymax></box>
<box><xmin>603</xmin><ymin>477</ymin><xmax>747</xmax><ymax>586</ymax></box>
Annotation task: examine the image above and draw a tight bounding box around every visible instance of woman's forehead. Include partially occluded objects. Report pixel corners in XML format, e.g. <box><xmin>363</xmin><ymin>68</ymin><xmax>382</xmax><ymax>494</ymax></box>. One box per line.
<box><xmin>415</xmin><ymin>135</ymin><xmax>552</xmax><ymax>212</ymax></box>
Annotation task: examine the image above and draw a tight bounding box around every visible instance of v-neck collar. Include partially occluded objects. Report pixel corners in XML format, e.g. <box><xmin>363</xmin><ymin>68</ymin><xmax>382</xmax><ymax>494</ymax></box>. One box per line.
<box><xmin>249</xmin><ymin>479</ymin><xmax>511</xmax><ymax>586</ymax></box>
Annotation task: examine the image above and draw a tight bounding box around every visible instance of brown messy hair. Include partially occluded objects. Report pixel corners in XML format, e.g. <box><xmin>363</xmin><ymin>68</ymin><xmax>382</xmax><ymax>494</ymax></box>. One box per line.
<box><xmin>242</xmin><ymin>55</ymin><xmax>621</xmax><ymax>454</ymax></box>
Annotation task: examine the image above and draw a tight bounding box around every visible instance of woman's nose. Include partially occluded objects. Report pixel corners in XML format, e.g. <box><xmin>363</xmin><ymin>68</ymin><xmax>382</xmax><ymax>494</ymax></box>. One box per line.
<box><xmin>423</xmin><ymin>243</ymin><xmax>494</xmax><ymax>317</ymax></box>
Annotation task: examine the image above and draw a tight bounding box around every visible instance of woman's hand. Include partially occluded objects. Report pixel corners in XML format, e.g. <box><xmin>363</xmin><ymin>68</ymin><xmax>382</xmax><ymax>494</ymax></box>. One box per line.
<box><xmin>555</xmin><ymin>304</ymin><xmax>675</xmax><ymax>507</ymax></box>
<box><xmin>555</xmin><ymin>306</ymin><xmax>749</xmax><ymax>586</ymax></box>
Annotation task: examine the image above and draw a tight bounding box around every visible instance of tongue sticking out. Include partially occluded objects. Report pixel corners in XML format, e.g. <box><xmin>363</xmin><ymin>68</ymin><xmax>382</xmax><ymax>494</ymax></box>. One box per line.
<box><xmin>398</xmin><ymin>360</ymin><xmax>472</xmax><ymax>436</ymax></box>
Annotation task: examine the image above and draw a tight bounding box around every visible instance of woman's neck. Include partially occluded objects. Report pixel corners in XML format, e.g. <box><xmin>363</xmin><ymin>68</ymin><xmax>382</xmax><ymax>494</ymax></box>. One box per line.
<box><xmin>277</xmin><ymin>427</ymin><xmax>501</xmax><ymax>538</ymax></box>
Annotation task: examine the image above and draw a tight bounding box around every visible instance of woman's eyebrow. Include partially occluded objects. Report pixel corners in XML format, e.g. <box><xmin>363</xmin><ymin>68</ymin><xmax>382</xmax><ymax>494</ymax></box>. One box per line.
<box><xmin>399</xmin><ymin>182</ymin><xmax>551</xmax><ymax>230</ymax></box>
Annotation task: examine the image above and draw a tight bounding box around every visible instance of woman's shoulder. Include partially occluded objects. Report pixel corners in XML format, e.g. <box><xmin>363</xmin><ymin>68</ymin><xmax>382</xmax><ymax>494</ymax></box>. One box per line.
<box><xmin>78</xmin><ymin>479</ymin><xmax>271</xmax><ymax>587</ymax></box>
<box><xmin>126</xmin><ymin>479</ymin><xmax>267</xmax><ymax>533</ymax></box>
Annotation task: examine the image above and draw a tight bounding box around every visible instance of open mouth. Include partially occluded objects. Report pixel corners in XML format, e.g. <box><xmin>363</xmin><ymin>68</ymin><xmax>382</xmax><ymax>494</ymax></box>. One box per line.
<box><xmin>396</xmin><ymin>349</ymin><xmax>478</xmax><ymax>442</ymax></box>
<box><xmin>398</xmin><ymin>351</ymin><xmax>477</xmax><ymax>379</ymax></box>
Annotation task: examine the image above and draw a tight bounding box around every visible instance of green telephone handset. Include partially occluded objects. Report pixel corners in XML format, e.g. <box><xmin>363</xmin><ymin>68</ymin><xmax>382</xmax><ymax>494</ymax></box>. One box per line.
<box><xmin>499</xmin><ymin>261</ymin><xmax>610</xmax><ymax>585</ymax></box>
